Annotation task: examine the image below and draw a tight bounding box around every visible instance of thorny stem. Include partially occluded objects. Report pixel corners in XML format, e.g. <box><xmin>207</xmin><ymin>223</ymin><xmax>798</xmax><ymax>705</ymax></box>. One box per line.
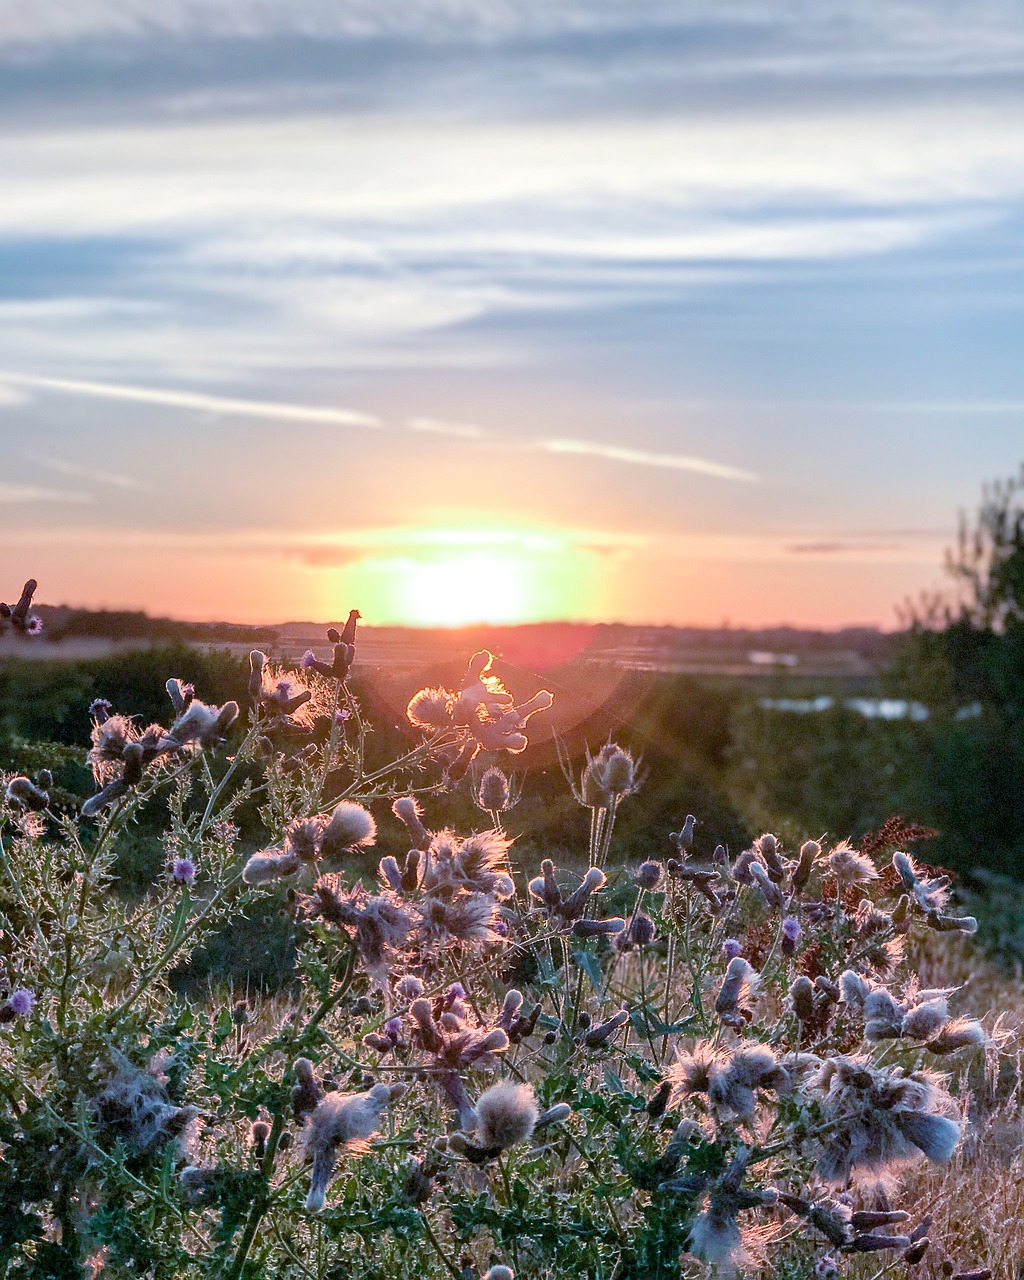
<box><xmin>419</xmin><ymin>1210</ymin><xmax>463</xmax><ymax>1280</ymax></box>
<box><xmin>225</xmin><ymin>1108</ymin><xmax>287</xmax><ymax>1280</ymax></box>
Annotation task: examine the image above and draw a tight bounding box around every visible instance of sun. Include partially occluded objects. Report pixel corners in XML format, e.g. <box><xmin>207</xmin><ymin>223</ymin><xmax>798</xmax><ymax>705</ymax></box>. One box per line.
<box><xmin>403</xmin><ymin>551</ymin><xmax>530</xmax><ymax>626</ymax></box>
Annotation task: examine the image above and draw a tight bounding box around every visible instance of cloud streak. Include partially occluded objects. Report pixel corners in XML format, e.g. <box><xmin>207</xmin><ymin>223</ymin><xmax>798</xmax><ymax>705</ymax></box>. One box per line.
<box><xmin>22</xmin><ymin>449</ymin><xmax>150</xmax><ymax>491</ymax></box>
<box><xmin>0</xmin><ymin>482</ymin><xmax>92</xmax><ymax>504</ymax></box>
<box><xmin>0</xmin><ymin>372</ymin><xmax>380</xmax><ymax>429</ymax></box>
<box><xmin>539</xmin><ymin>437</ymin><xmax>759</xmax><ymax>484</ymax></box>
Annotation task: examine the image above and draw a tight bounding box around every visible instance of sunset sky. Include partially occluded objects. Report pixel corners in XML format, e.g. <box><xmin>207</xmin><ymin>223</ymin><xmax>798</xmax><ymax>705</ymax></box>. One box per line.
<box><xmin>2</xmin><ymin>2</ymin><xmax>1024</xmax><ymax>628</ymax></box>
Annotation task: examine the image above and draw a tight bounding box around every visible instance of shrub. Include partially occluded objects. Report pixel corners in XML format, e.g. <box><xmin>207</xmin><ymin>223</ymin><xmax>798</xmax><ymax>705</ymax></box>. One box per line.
<box><xmin>0</xmin><ymin>582</ymin><xmax>1002</xmax><ymax>1279</ymax></box>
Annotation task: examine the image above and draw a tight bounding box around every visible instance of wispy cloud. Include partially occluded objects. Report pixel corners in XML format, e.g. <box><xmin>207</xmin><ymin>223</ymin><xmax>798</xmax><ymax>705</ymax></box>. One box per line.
<box><xmin>23</xmin><ymin>449</ymin><xmax>149</xmax><ymax>492</ymax></box>
<box><xmin>408</xmin><ymin>416</ymin><xmax>485</xmax><ymax>439</ymax></box>
<box><xmin>0</xmin><ymin>384</ymin><xmax>30</xmax><ymax>408</ymax></box>
<box><xmin>539</xmin><ymin>437</ymin><xmax>759</xmax><ymax>484</ymax></box>
<box><xmin>0</xmin><ymin>372</ymin><xmax>380</xmax><ymax>429</ymax></box>
<box><xmin>0</xmin><ymin>482</ymin><xmax>92</xmax><ymax>504</ymax></box>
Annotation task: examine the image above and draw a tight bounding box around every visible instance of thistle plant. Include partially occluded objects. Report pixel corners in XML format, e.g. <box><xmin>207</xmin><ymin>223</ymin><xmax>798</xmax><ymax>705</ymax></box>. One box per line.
<box><xmin>0</xmin><ymin>582</ymin><xmax>1006</xmax><ymax>1280</ymax></box>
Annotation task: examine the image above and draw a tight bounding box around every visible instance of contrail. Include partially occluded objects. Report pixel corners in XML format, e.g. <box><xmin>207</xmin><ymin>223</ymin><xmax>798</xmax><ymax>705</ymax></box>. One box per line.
<box><xmin>0</xmin><ymin>371</ymin><xmax>381</xmax><ymax>429</ymax></box>
<box><xmin>539</xmin><ymin>436</ymin><xmax>759</xmax><ymax>483</ymax></box>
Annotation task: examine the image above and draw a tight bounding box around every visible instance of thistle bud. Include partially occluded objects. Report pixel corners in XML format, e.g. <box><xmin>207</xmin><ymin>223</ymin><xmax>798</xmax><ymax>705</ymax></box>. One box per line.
<box><xmin>478</xmin><ymin>767</ymin><xmax>511</xmax><ymax>813</ymax></box>
<box><xmin>790</xmin><ymin>975</ymin><xmax>816</xmax><ymax>1022</ymax></box>
<box><xmin>792</xmin><ymin>839</ymin><xmax>819</xmax><ymax>893</ymax></box>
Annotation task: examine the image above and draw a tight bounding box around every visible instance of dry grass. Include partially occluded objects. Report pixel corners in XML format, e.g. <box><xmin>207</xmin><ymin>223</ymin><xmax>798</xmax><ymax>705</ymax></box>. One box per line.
<box><xmin>851</xmin><ymin>934</ymin><xmax>1024</xmax><ymax>1280</ymax></box>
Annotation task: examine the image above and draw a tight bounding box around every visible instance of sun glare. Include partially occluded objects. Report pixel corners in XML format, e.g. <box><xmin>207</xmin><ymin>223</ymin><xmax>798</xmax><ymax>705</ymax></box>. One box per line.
<box><xmin>404</xmin><ymin>551</ymin><xmax>530</xmax><ymax>626</ymax></box>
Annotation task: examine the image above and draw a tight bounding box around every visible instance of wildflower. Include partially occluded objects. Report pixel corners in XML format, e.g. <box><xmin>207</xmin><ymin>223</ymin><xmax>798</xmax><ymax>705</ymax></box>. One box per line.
<box><xmin>421</xmin><ymin>828</ymin><xmax>515</xmax><ymax>900</ymax></box>
<box><xmin>452</xmin><ymin>651</ymin><xmax>515</xmax><ymax>725</ymax></box>
<box><xmin>892</xmin><ymin>851</ymin><xmax>950</xmax><ymax>912</ymax></box>
<box><xmin>474</xmin><ymin>1081</ymin><xmax>539</xmax><ymax>1150</ymax></box>
<box><xmin>471</xmin><ymin>690</ymin><xmax>553</xmax><ymax>754</ymax></box>
<box><xmin>304</xmin><ymin>877</ymin><xmax>415</xmax><ymax>986</ymax></box>
<box><xmin>687</xmin><ymin>1148</ymin><xmax>778</xmax><ymax>1271</ymax></box>
<box><xmin>482</xmin><ymin>1268</ymin><xmax>515</xmax><ymax>1280</ymax></box>
<box><xmin>392</xmin><ymin>795</ymin><xmax>431</xmax><ymax>850</ymax></box>
<box><xmin>781</xmin><ymin>916</ymin><xmax>801</xmax><ymax>956</ymax></box>
<box><xmin>302</xmin><ymin>1082</ymin><xmax>405</xmax><ymax>1211</ymax></box>
<box><xmin>171</xmin><ymin>857</ymin><xmax>196</xmax><ymax>887</ymax></box>
<box><xmin>754</xmin><ymin>833</ymin><xmax>786</xmax><ymax>882</ymax></box>
<box><xmin>716</xmin><ymin>956</ymin><xmax>761</xmax><ymax>1027</ymax></box>
<box><xmin>406</xmin><ymin>686</ymin><xmax>454</xmax><ymax>730</ymax></box>
<box><xmin>808</xmin><ymin>1055</ymin><xmax>961</xmax><ymax>1185</ymax></box>
<box><xmin>90</xmin><ymin>1050</ymin><xmax>199</xmax><ymax>1157</ymax></box>
<box><xmin>320</xmin><ymin>801</ymin><xmax>377</xmax><ymax>858</ymax></box>
<box><xmin>4</xmin><ymin>775</ymin><xmax>49</xmax><ymax>812</ymax></box>
<box><xmin>572</xmin><ymin>916</ymin><xmax>625</xmax><ymax>938</ymax></box>
<box><xmin>162</xmin><ymin>697</ymin><xmax>239</xmax><ymax>750</ymax></box>
<box><xmin>285</xmin><ymin>816</ymin><xmax>327</xmax><ymax>862</ymax></box>
<box><xmin>828</xmin><ymin>839</ymin><xmax>880</xmax><ymax>887</ymax></box>
<box><xmin>0</xmin><ymin>987</ymin><xmax>35</xmax><ymax>1021</ymax></box>
<box><xmin>396</xmin><ymin>975</ymin><xmax>424</xmax><ymax>1000</ymax></box>
<box><xmin>241</xmin><ymin>848</ymin><xmax>300</xmax><ymax>885</ymax></box>
<box><xmin>582</xmin><ymin>1009</ymin><xmax>629</xmax><ymax>1047</ymax></box>
<box><xmin>478</xmin><ymin>766</ymin><xmax>511</xmax><ymax>813</ymax></box>
<box><xmin>790</xmin><ymin>976</ymin><xmax>816</xmax><ymax>1022</ymax></box>
<box><xmin>750</xmin><ymin>862</ymin><xmax>784</xmax><ymax>908</ymax></box>
<box><xmin>629</xmin><ymin>913</ymin><xmax>656</xmax><ymax>947</ymax></box>
<box><xmin>165</xmin><ymin>678</ymin><xmax>195</xmax><ymax>715</ymax></box>
<box><xmin>0</xmin><ymin>579</ymin><xmax>39</xmax><ymax>635</ymax></box>
<box><xmin>417</xmin><ymin>891</ymin><xmax>505</xmax><ymax>948</ymax></box>
<box><xmin>665</xmin><ymin>818</ymin><xmax>697</xmax><ymax>860</ymax></box>
<box><xmin>926</xmin><ymin>1018</ymin><xmax>988</xmax><ymax>1054</ymax></box>
<box><xmin>250</xmin><ymin>652</ymin><xmax>313</xmax><ymax>720</ymax></box>
<box><xmin>250</xmin><ymin>1120</ymin><xmax>271</xmax><ymax>1160</ymax></box>
<box><xmin>635</xmin><ymin>859</ymin><xmax>663</xmax><ymax>890</ymax></box>
<box><xmin>722</xmin><ymin>938</ymin><xmax>743</xmax><ymax>961</ymax></box>
<box><xmin>292</xmin><ymin>1058</ymin><xmax>324</xmax><ymax>1123</ymax></box>
<box><xmin>791</xmin><ymin>839</ymin><xmax>820</xmax><ymax>893</ymax></box>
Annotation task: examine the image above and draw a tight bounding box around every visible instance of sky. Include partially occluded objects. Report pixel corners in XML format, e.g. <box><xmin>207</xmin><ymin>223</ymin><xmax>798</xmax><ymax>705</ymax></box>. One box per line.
<box><xmin>2</xmin><ymin>1</ymin><xmax>1024</xmax><ymax>629</ymax></box>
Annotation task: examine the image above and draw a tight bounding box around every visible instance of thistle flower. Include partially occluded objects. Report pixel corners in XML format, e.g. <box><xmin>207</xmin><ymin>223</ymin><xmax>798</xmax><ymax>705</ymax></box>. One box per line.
<box><xmin>828</xmin><ymin>839</ymin><xmax>880</xmax><ymax>887</ymax></box>
<box><xmin>473</xmin><ymin>1081</ymin><xmax>539</xmax><ymax>1151</ymax></box>
<box><xmin>162</xmin><ymin>698</ymin><xmax>239</xmax><ymax>750</ymax></box>
<box><xmin>292</xmin><ymin>1058</ymin><xmax>324</xmax><ymax>1123</ymax></box>
<box><xmin>320</xmin><ymin>801</ymin><xmax>377</xmax><ymax>857</ymax></box>
<box><xmin>791</xmin><ymin>839</ymin><xmax>820</xmax><ymax>892</ymax></box>
<box><xmin>4</xmin><ymin>775</ymin><xmax>49</xmax><ymax>812</ymax></box>
<box><xmin>629</xmin><ymin>913</ymin><xmax>656</xmax><ymax>947</ymax></box>
<box><xmin>482</xmin><ymin>1267</ymin><xmax>515</xmax><ymax>1280</ymax></box>
<box><xmin>754</xmin><ymin>833</ymin><xmax>786</xmax><ymax>883</ymax></box>
<box><xmin>722</xmin><ymin>938</ymin><xmax>743</xmax><ymax>961</ymax></box>
<box><xmin>471</xmin><ymin>691</ymin><xmax>553</xmax><ymax>754</ymax></box>
<box><xmin>808</xmin><ymin>1055</ymin><xmax>961</xmax><ymax>1185</ymax></box>
<box><xmin>790</xmin><ymin>976</ymin><xmax>816</xmax><ymax>1022</ymax></box>
<box><xmin>302</xmin><ymin>1082</ymin><xmax>404</xmax><ymax>1211</ymax></box>
<box><xmin>90</xmin><ymin>1050</ymin><xmax>199</xmax><ymax>1157</ymax></box>
<box><xmin>749</xmin><ymin>862</ymin><xmax>784</xmax><ymax>908</ymax></box>
<box><xmin>304</xmin><ymin>877</ymin><xmax>415</xmax><ymax>986</ymax></box>
<box><xmin>242</xmin><ymin>848</ymin><xmax>301</xmax><ymax>885</ymax></box>
<box><xmin>171</xmin><ymin>857</ymin><xmax>196</xmax><ymax>887</ymax></box>
<box><xmin>781</xmin><ymin>916</ymin><xmax>801</xmax><ymax>955</ymax></box>
<box><xmin>396</xmin><ymin>974</ymin><xmax>424</xmax><ymax>1000</ymax></box>
<box><xmin>0</xmin><ymin>579</ymin><xmax>39</xmax><ymax>635</ymax></box>
<box><xmin>392</xmin><ymin>795</ymin><xmax>431</xmax><ymax>850</ymax></box>
<box><xmin>716</xmin><ymin>956</ymin><xmax>761</xmax><ymax>1027</ymax></box>
<box><xmin>926</xmin><ymin>1017</ymin><xmax>988</xmax><ymax>1054</ymax></box>
<box><xmin>478</xmin><ymin>766</ymin><xmax>512</xmax><ymax>813</ymax></box>
<box><xmin>452</xmin><ymin>651</ymin><xmax>515</xmax><ymax>725</ymax></box>
<box><xmin>0</xmin><ymin>987</ymin><xmax>35</xmax><ymax>1021</ymax></box>
<box><xmin>635</xmin><ymin>859</ymin><xmax>663</xmax><ymax>890</ymax></box>
<box><xmin>406</xmin><ymin>687</ymin><xmax>454</xmax><ymax>730</ymax></box>
<box><xmin>417</xmin><ymin>891</ymin><xmax>505</xmax><ymax>948</ymax></box>
<box><xmin>582</xmin><ymin>1009</ymin><xmax>629</xmax><ymax>1047</ymax></box>
<box><xmin>892</xmin><ymin>851</ymin><xmax>951</xmax><ymax>912</ymax></box>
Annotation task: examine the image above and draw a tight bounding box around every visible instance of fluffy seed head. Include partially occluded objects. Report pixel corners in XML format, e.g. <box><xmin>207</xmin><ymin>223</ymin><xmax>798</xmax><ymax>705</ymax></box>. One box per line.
<box><xmin>474</xmin><ymin>1082</ymin><xmax>539</xmax><ymax>1150</ymax></box>
<box><xmin>321</xmin><ymin>802</ymin><xmax>377</xmax><ymax>856</ymax></box>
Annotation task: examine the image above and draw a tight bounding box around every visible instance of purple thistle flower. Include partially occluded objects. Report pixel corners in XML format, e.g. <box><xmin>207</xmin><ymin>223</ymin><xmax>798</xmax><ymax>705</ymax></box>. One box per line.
<box><xmin>384</xmin><ymin>1017</ymin><xmax>403</xmax><ymax>1039</ymax></box>
<box><xmin>301</xmin><ymin>650</ymin><xmax>318</xmax><ymax>669</ymax></box>
<box><xmin>25</xmin><ymin>616</ymin><xmax>43</xmax><ymax>636</ymax></box>
<box><xmin>448</xmin><ymin>982</ymin><xmax>467</xmax><ymax>1001</ymax></box>
<box><xmin>722</xmin><ymin>938</ymin><xmax>743</xmax><ymax>961</ymax></box>
<box><xmin>333</xmin><ymin>709</ymin><xmax>352</xmax><ymax>728</ymax></box>
<box><xmin>492</xmin><ymin>919</ymin><xmax>509</xmax><ymax>937</ymax></box>
<box><xmin>782</xmin><ymin>915</ymin><xmax>801</xmax><ymax>956</ymax></box>
<box><xmin>8</xmin><ymin>988</ymin><xmax>34</xmax><ymax>1016</ymax></box>
<box><xmin>172</xmin><ymin>857</ymin><xmax>197</xmax><ymax>886</ymax></box>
